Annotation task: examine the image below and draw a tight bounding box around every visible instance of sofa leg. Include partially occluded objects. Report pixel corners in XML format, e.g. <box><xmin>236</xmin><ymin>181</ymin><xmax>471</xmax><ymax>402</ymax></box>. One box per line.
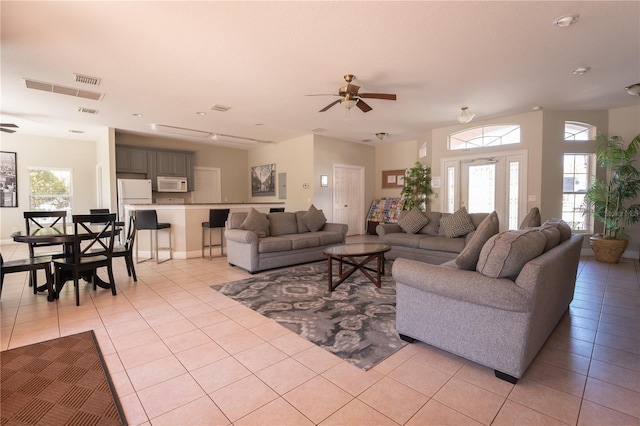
<box><xmin>398</xmin><ymin>334</ymin><xmax>416</xmax><ymax>343</ymax></box>
<box><xmin>494</xmin><ymin>370</ymin><xmax>518</xmax><ymax>384</ymax></box>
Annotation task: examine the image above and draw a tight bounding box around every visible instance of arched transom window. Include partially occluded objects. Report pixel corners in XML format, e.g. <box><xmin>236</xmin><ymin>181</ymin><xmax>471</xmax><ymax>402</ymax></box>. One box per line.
<box><xmin>564</xmin><ymin>121</ymin><xmax>596</xmax><ymax>141</ymax></box>
<box><xmin>449</xmin><ymin>125</ymin><xmax>520</xmax><ymax>150</ymax></box>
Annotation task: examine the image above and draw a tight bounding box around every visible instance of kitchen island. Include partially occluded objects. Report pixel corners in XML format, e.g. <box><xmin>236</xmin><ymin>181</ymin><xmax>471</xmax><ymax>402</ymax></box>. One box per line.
<box><xmin>124</xmin><ymin>203</ymin><xmax>285</xmax><ymax>259</ymax></box>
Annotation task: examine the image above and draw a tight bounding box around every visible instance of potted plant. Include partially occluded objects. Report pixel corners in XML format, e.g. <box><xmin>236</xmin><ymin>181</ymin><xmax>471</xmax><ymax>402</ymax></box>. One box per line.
<box><xmin>583</xmin><ymin>132</ymin><xmax>640</xmax><ymax>263</ymax></box>
<box><xmin>401</xmin><ymin>161</ymin><xmax>434</xmax><ymax>211</ymax></box>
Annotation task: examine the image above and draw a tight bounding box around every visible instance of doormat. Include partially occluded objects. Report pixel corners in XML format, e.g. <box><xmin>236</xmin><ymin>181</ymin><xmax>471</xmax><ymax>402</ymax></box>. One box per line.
<box><xmin>212</xmin><ymin>261</ymin><xmax>405</xmax><ymax>370</ymax></box>
<box><xmin>1</xmin><ymin>330</ymin><xmax>127</xmax><ymax>425</ymax></box>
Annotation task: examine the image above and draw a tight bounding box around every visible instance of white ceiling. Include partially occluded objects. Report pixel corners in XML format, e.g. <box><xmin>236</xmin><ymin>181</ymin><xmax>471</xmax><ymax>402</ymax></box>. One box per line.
<box><xmin>1</xmin><ymin>1</ymin><xmax>639</xmax><ymax>149</ymax></box>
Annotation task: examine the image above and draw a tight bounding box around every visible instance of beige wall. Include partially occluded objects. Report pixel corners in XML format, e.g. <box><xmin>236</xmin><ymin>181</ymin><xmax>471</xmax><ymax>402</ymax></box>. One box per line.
<box><xmin>115</xmin><ymin>132</ymin><xmax>248</xmax><ymax>203</ymax></box>
<box><xmin>0</xmin><ymin>134</ymin><xmax>99</xmax><ymax>239</ymax></box>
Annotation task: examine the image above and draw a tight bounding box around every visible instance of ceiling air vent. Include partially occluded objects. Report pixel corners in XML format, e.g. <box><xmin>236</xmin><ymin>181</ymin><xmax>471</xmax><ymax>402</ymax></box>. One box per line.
<box><xmin>77</xmin><ymin>107</ymin><xmax>98</xmax><ymax>114</ymax></box>
<box><xmin>74</xmin><ymin>73</ymin><xmax>101</xmax><ymax>86</ymax></box>
<box><xmin>209</xmin><ymin>104</ymin><xmax>231</xmax><ymax>112</ymax></box>
<box><xmin>24</xmin><ymin>78</ymin><xmax>105</xmax><ymax>101</ymax></box>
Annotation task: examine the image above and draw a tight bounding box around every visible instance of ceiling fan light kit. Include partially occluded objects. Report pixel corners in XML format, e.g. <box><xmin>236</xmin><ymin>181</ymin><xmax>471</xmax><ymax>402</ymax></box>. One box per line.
<box><xmin>457</xmin><ymin>107</ymin><xmax>475</xmax><ymax>124</ymax></box>
<box><xmin>625</xmin><ymin>83</ymin><xmax>640</xmax><ymax>96</ymax></box>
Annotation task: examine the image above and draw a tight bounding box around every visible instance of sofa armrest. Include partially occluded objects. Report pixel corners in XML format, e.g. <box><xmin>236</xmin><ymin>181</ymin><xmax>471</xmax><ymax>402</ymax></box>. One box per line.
<box><xmin>322</xmin><ymin>222</ymin><xmax>348</xmax><ymax>235</ymax></box>
<box><xmin>225</xmin><ymin>228</ymin><xmax>258</xmax><ymax>245</ymax></box>
<box><xmin>376</xmin><ymin>223</ymin><xmax>402</xmax><ymax>237</ymax></box>
<box><xmin>392</xmin><ymin>258</ymin><xmax>530</xmax><ymax>312</ymax></box>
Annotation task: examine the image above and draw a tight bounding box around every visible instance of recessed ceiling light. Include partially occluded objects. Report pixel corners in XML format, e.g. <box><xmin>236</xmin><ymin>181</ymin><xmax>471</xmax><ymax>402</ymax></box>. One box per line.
<box><xmin>132</xmin><ymin>113</ymin><xmax>143</xmax><ymax>117</ymax></box>
<box><xmin>254</xmin><ymin>123</ymin><xmax>264</xmax><ymax>127</ymax></box>
<box><xmin>573</xmin><ymin>67</ymin><xmax>591</xmax><ymax>75</ymax></box>
<box><xmin>195</xmin><ymin>111</ymin><xmax>206</xmax><ymax>116</ymax></box>
<box><xmin>69</xmin><ymin>129</ymin><xmax>84</xmax><ymax>134</ymax></box>
<box><xmin>553</xmin><ymin>14</ymin><xmax>579</xmax><ymax>27</ymax></box>
<box><xmin>532</xmin><ymin>106</ymin><xmax>542</xmax><ymax>111</ymax></box>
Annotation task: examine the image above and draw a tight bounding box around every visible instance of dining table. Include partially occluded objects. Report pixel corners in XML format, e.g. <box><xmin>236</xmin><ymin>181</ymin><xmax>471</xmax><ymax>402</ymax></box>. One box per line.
<box><xmin>11</xmin><ymin>222</ymin><xmax>124</xmax><ymax>300</ymax></box>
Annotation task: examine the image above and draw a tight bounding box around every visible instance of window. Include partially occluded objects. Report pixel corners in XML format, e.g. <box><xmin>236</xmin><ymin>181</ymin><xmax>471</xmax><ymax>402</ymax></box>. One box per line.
<box><xmin>449</xmin><ymin>125</ymin><xmax>520</xmax><ymax>150</ymax></box>
<box><xmin>564</xmin><ymin>121</ymin><xmax>596</xmax><ymax>141</ymax></box>
<box><xmin>562</xmin><ymin>154</ymin><xmax>592</xmax><ymax>231</ymax></box>
<box><xmin>28</xmin><ymin>168</ymin><xmax>73</xmax><ymax>217</ymax></box>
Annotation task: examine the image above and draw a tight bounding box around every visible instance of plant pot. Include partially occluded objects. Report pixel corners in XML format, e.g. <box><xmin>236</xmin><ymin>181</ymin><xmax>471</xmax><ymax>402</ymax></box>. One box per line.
<box><xmin>589</xmin><ymin>236</ymin><xmax>628</xmax><ymax>263</ymax></box>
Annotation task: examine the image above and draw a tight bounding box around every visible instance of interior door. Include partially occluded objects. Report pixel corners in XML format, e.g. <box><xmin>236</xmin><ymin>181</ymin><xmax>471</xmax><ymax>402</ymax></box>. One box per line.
<box><xmin>333</xmin><ymin>165</ymin><xmax>364</xmax><ymax>236</ymax></box>
<box><xmin>192</xmin><ymin>167</ymin><xmax>221</xmax><ymax>203</ymax></box>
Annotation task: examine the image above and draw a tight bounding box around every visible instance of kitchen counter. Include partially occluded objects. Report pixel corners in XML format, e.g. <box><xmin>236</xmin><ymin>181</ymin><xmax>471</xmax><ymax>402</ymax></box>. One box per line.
<box><xmin>124</xmin><ymin>203</ymin><xmax>285</xmax><ymax>259</ymax></box>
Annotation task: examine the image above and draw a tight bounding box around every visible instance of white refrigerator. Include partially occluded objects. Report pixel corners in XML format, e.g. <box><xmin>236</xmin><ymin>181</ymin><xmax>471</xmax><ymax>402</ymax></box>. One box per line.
<box><xmin>117</xmin><ymin>179</ymin><xmax>152</xmax><ymax>221</ymax></box>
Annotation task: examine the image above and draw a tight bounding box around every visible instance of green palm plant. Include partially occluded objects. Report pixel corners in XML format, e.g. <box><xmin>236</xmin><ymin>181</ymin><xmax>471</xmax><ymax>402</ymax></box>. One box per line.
<box><xmin>583</xmin><ymin>133</ymin><xmax>640</xmax><ymax>239</ymax></box>
<box><xmin>401</xmin><ymin>161</ymin><xmax>434</xmax><ymax>211</ymax></box>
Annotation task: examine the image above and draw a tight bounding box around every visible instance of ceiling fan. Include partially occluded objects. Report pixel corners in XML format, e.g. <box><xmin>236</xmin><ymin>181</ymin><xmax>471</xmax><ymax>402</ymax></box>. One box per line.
<box><xmin>1</xmin><ymin>123</ymin><xmax>18</xmax><ymax>133</ymax></box>
<box><xmin>308</xmin><ymin>74</ymin><xmax>396</xmax><ymax>113</ymax></box>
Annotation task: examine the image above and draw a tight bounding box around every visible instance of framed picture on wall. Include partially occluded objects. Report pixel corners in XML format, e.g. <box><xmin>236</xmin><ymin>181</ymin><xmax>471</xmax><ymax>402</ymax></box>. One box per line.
<box><xmin>0</xmin><ymin>151</ymin><xmax>18</xmax><ymax>207</ymax></box>
<box><xmin>251</xmin><ymin>163</ymin><xmax>276</xmax><ymax>196</ymax></box>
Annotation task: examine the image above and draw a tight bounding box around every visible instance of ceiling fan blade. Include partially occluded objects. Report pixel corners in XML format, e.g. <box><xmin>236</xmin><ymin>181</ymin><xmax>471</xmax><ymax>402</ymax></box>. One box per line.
<box><xmin>356</xmin><ymin>100</ymin><xmax>372</xmax><ymax>113</ymax></box>
<box><xmin>359</xmin><ymin>93</ymin><xmax>397</xmax><ymax>100</ymax></box>
<box><xmin>0</xmin><ymin>128</ymin><xmax>16</xmax><ymax>133</ymax></box>
<box><xmin>0</xmin><ymin>123</ymin><xmax>18</xmax><ymax>128</ymax></box>
<box><xmin>346</xmin><ymin>83</ymin><xmax>360</xmax><ymax>94</ymax></box>
<box><xmin>319</xmin><ymin>99</ymin><xmax>341</xmax><ymax>112</ymax></box>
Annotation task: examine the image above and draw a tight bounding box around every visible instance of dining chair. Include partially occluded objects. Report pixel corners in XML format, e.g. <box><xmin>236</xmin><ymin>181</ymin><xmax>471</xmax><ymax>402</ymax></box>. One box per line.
<box><xmin>23</xmin><ymin>210</ymin><xmax>67</xmax><ymax>288</ymax></box>
<box><xmin>202</xmin><ymin>208</ymin><xmax>229</xmax><ymax>259</ymax></box>
<box><xmin>112</xmin><ymin>213</ymin><xmax>137</xmax><ymax>281</ymax></box>
<box><xmin>53</xmin><ymin>213</ymin><xmax>117</xmax><ymax>306</ymax></box>
<box><xmin>135</xmin><ymin>210</ymin><xmax>172</xmax><ymax>264</ymax></box>
<box><xmin>1</xmin><ymin>253</ymin><xmax>55</xmax><ymax>301</ymax></box>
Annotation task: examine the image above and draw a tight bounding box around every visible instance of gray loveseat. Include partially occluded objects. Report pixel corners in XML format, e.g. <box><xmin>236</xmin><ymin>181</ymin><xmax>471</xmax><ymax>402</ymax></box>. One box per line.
<box><xmin>225</xmin><ymin>210</ymin><xmax>348</xmax><ymax>273</ymax></box>
<box><xmin>377</xmin><ymin>210</ymin><xmax>491</xmax><ymax>264</ymax></box>
<box><xmin>392</xmin><ymin>224</ymin><xmax>583</xmax><ymax>383</ymax></box>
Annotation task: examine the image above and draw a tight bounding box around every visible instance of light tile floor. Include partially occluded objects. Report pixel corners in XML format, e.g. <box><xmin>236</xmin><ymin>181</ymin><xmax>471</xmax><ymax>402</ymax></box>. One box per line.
<box><xmin>1</xmin><ymin>235</ymin><xmax>639</xmax><ymax>425</ymax></box>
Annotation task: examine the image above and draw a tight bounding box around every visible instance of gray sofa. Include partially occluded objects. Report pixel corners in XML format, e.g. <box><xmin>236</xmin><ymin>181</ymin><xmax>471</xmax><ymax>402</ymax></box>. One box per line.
<box><xmin>225</xmin><ymin>210</ymin><xmax>348</xmax><ymax>273</ymax></box>
<box><xmin>392</xmin><ymin>230</ymin><xmax>583</xmax><ymax>383</ymax></box>
<box><xmin>377</xmin><ymin>211</ymin><xmax>491</xmax><ymax>264</ymax></box>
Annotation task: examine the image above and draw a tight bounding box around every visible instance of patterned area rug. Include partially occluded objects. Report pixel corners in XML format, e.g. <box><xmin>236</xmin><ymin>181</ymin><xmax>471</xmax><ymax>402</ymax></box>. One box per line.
<box><xmin>212</xmin><ymin>261</ymin><xmax>405</xmax><ymax>370</ymax></box>
<box><xmin>1</xmin><ymin>330</ymin><xmax>127</xmax><ymax>425</ymax></box>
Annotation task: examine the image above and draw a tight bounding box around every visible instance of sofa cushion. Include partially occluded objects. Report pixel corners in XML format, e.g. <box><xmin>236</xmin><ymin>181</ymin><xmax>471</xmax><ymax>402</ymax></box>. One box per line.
<box><xmin>316</xmin><ymin>231</ymin><xmax>345</xmax><ymax>245</ymax></box>
<box><xmin>302</xmin><ymin>204</ymin><xmax>327</xmax><ymax>232</ymax></box>
<box><xmin>398</xmin><ymin>208</ymin><xmax>429</xmax><ymax>234</ymax></box>
<box><xmin>455</xmin><ymin>211</ymin><xmax>499</xmax><ymax>270</ymax></box>
<box><xmin>477</xmin><ymin>230</ymin><xmax>546</xmax><ymax>279</ymax></box>
<box><xmin>418</xmin><ymin>211</ymin><xmax>442</xmax><ymax>235</ymax></box>
<box><xmin>418</xmin><ymin>236</ymin><xmax>466</xmax><ymax>253</ymax></box>
<box><xmin>382</xmin><ymin>232</ymin><xmax>423</xmax><ymax>248</ymax></box>
<box><xmin>440</xmin><ymin>207</ymin><xmax>476</xmax><ymax>238</ymax></box>
<box><xmin>519</xmin><ymin>207</ymin><xmax>542</xmax><ymax>229</ymax></box>
<box><xmin>258</xmin><ymin>237</ymin><xmax>292</xmax><ymax>253</ymax></box>
<box><xmin>542</xmin><ymin>218</ymin><xmax>572</xmax><ymax>242</ymax></box>
<box><xmin>538</xmin><ymin>225</ymin><xmax>561</xmax><ymax>252</ymax></box>
<box><xmin>240</xmin><ymin>208</ymin><xmax>269</xmax><ymax>237</ymax></box>
<box><xmin>295</xmin><ymin>211</ymin><xmax>310</xmax><ymax>233</ymax></box>
<box><xmin>287</xmin><ymin>233</ymin><xmax>321</xmax><ymax>250</ymax></box>
<box><xmin>268</xmin><ymin>212</ymin><xmax>298</xmax><ymax>236</ymax></box>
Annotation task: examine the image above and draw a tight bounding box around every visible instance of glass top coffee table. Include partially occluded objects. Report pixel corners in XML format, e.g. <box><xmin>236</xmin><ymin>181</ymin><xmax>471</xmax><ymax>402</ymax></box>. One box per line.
<box><xmin>323</xmin><ymin>243</ymin><xmax>391</xmax><ymax>291</ymax></box>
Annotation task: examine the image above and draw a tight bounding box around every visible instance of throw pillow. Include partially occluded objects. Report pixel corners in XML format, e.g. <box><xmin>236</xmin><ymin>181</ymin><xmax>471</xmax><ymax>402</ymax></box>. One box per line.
<box><xmin>519</xmin><ymin>207</ymin><xmax>542</xmax><ymax>229</ymax></box>
<box><xmin>476</xmin><ymin>230</ymin><xmax>546</xmax><ymax>279</ymax></box>
<box><xmin>240</xmin><ymin>208</ymin><xmax>269</xmax><ymax>238</ymax></box>
<box><xmin>302</xmin><ymin>204</ymin><xmax>327</xmax><ymax>232</ymax></box>
<box><xmin>440</xmin><ymin>207</ymin><xmax>476</xmax><ymax>238</ymax></box>
<box><xmin>538</xmin><ymin>225</ymin><xmax>561</xmax><ymax>252</ymax></box>
<box><xmin>542</xmin><ymin>218</ymin><xmax>572</xmax><ymax>242</ymax></box>
<box><xmin>398</xmin><ymin>208</ymin><xmax>429</xmax><ymax>234</ymax></box>
<box><xmin>455</xmin><ymin>211</ymin><xmax>499</xmax><ymax>270</ymax></box>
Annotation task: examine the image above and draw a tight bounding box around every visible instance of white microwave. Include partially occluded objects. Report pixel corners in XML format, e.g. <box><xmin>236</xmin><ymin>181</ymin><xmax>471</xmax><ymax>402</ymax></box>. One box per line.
<box><xmin>157</xmin><ymin>176</ymin><xmax>188</xmax><ymax>192</ymax></box>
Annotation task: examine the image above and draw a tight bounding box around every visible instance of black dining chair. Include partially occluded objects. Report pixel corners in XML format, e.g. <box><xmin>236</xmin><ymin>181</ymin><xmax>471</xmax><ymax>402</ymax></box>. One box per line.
<box><xmin>1</xmin><ymin>253</ymin><xmax>55</xmax><ymax>301</ymax></box>
<box><xmin>202</xmin><ymin>209</ymin><xmax>230</xmax><ymax>259</ymax></box>
<box><xmin>135</xmin><ymin>210</ymin><xmax>172</xmax><ymax>264</ymax></box>
<box><xmin>112</xmin><ymin>213</ymin><xmax>137</xmax><ymax>281</ymax></box>
<box><xmin>53</xmin><ymin>213</ymin><xmax>117</xmax><ymax>306</ymax></box>
<box><xmin>24</xmin><ymin>210</ymin><xmax>67</xmax><ymax>288</ymax></box>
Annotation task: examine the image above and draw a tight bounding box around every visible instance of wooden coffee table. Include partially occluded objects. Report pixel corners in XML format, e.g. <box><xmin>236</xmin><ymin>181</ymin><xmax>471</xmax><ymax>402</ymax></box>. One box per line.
<box><xmin>324</xmin><ymin>243</ymin><xmax>391</xmax><ymax>291</ymax></box>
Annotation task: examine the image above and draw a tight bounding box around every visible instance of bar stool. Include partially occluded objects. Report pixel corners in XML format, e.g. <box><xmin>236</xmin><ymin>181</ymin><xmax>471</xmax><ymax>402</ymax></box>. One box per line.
<box><xmin>202</xmin><ymin>209</ymin><xmax>230</xmax><ymax>259</ymax></box>
<box><xmin>269</xmin><ymin>207</ymin><xmax>285</xmax><ymax>213</ymax></box>
<box><xmin>135</xmin><ymin>210</ymin><xmax>172</xmax><ymax>264</ymax></box>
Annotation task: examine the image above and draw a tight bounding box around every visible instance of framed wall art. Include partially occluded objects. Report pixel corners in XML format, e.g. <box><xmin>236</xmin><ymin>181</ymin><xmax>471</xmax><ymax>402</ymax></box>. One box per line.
<box><xmin>0</xmin><ymin>151</ymin><xmax>18</xmax><ymax>207</ymax></box>
<box><xmin>251</xmin><ymin>163</ymin><xmax>276</xmax><ymax>196</ymax></box>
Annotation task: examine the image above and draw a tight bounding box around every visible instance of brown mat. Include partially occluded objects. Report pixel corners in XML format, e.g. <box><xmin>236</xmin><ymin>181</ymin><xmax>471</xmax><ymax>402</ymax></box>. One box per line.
<box><xmin>1</xmin><ymin>330</ymin><xmax>127</xmax><ymax>425</ymax></box>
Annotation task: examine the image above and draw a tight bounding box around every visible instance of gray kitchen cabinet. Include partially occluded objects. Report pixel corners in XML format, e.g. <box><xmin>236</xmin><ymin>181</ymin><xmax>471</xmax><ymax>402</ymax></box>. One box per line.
<box><xmin>115</xmin><ymin>146</ymin><xmax>148</xmax><ymax>174</ymax></box>
<box><xmin>156</xmin><ymin>151</ymin><xmax>188</xmax><ymax>177</ymax></box>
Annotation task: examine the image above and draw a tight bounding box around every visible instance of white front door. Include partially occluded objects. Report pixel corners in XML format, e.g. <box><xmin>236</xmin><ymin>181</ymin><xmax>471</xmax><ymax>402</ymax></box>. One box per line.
<box><xmin>333</xmin><ymin>164</ymin><xmax>365</xmax><ymax>236</ymax></box>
